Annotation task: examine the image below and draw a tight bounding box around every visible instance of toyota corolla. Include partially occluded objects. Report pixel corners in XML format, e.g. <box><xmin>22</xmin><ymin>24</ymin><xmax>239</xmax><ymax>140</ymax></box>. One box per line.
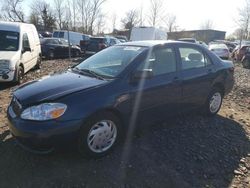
<box><xmin>7</xmin><ymin>41</ymin><xmax>234</xmax><ymax>158</ymax></box>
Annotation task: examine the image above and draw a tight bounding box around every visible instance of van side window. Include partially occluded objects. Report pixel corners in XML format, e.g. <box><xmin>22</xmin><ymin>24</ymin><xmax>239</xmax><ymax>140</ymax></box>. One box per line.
<box><xmin>59</xmin><ymin>32</ymin><xmax>64</xmax><ymax>38</ymax></box>
<box><xmin>23</xmin><ymin>33</ymin><xmax>30</xmax><ymax>49</ymax></box>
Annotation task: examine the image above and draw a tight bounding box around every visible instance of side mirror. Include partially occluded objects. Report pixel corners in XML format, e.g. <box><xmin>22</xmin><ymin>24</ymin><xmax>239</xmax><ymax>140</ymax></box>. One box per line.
<box><xmin>22</xmin><ymin>47</ymin><xmax>31</xmax><ymax>53</ymax></box>
<box><xmin>130</xmin><ymin>69</ymin><xmax>153</xmax><ymax>83</ymax></box>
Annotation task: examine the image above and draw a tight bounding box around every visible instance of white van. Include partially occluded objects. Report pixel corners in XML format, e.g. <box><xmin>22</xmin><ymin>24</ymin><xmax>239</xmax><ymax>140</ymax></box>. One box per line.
<box><xmin>130</xmin><ymin>27</ymin><xmax>168</xmax><ymax>41</ymax></box>
<box><xmin>0</xmin><ymin>21</ymin><xmax>41</xmax><ymax>83</ymax></box>
<box><xmin>52</xmin><ymin>30</ymin><xmax>90</xmax><ymax>46</ymax></box>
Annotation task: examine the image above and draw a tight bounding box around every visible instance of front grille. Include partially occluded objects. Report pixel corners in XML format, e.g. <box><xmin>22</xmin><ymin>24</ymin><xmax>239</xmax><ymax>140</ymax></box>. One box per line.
<box><xmin>11</xmin><ymin>97</ymin><xmax>22</xmax><ymax>116</ymax></box>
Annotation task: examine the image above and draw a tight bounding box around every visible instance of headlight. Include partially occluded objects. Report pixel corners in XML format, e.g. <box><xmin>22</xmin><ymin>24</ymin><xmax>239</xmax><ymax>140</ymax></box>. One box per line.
<box><xmin>0</xmin><ymin>60</ymin><xmax>10</xmax><ymax>69</ymax></box>
<box><xmin>21</xmin><ymin>103</ymin><xmax>67</xmax><ymax>121</ymax></box>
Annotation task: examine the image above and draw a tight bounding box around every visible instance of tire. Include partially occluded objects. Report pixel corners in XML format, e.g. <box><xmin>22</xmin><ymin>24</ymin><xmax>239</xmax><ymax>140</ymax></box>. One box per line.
<box><xmin>203</xmin><ymin>87</ymin><xmax>223</xmax><ymax>116</ymax></box>
<box><xmin>34</xmin><ymin>56</ymin><xmax>42</xmax><ymax>69</ymax></box>
<box><xmin>16</xmin><ymin>65</ymin><xmax>24</xmax><ymax>85</ymax></box>
<box><xmin>78</xmin><ymin>111</ymin><xmax>122</xmax><ymax>158</ymax></box>
<box><xmin>242</xmin><ymin>59</ymin><xmax>250</xmax><ymax>68</ymax></box>
<box><xmin>48</xmin><ymin>50</ymin><xmax>55</xmax><ymax>60</ymax></box>
<box><xmin>74</xmin><ymin>50</ymin><xmax>80</xmax><ymax>57</ymax></box>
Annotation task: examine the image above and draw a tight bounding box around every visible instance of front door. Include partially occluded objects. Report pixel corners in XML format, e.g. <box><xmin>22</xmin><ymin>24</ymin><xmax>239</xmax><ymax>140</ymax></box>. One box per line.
<box><xmin>21</xmin><ymin>33</ymin><xmax>33</xmax><ymax>72</ymax></box>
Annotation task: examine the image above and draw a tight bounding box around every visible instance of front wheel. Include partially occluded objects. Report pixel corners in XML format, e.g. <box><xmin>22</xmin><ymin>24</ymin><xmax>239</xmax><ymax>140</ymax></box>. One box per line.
<box><xmin>78</xmin><ymin>112</ymin><xmax>122</xmax><ymax>158</ymax></box>
<box><xmin>16</xmin><ymin>65</ymin><xmax>24</xmax><ymax>85</ymax></box>
<box><xmin>203</xmin><ymin>88</ymin><xmax>223</xmax><ymax>116</ymax></box>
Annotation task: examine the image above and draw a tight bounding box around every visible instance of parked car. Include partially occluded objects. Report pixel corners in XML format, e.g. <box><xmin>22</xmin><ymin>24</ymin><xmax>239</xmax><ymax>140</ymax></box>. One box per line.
<box><xmin>240</xmin><ymin>46</ymin><xmax>250</xmax><ymax>68</ymax></box>
<box><xmin>115</xmin><ymin>35</ymin><xmax>128</xmax><ymax>42</ymax></box>
<box><xmin>52</xmin><ymin>30</ymin><xmax>90</xmax><ymax>47</ymax></box>
<box><xmin>81</xmin><ymin>36</ymin><xmax>120</xmax><ymax>56</ymax></box>
<box><xmin>0</xmin><ymin>21</ymin><xmax>41</xmax><ymax>83</ymax></box>
<box><xmin>178</xmin><ymin>38</ymin><xmax>198</xmax><ymax>43</ymax></box>
<box><xmin>231</xmin><ymin>45</ymin><xmax>250</xmax><ymax>62</ymax></box>
<box><xmin>40</xmin><ymin>38</ymin><xmax>81</xmax><ymax>59</ymax></box>
<box><xmin>7</xmin><ymin>41</ymin><xmax>234</xmax><ymax>158</ymax></box>
<box><xmin>209</xmin><ymin>43</ymin><xmax>230</xmax><ymax>60</ymax></box>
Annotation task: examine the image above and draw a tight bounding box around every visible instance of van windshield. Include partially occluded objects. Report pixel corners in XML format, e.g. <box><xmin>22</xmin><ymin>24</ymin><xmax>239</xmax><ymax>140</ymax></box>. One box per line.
<box><xmin>0</xmin><ymin>30</ymin><xmax>19</xmax><ymax>51</ymax></box>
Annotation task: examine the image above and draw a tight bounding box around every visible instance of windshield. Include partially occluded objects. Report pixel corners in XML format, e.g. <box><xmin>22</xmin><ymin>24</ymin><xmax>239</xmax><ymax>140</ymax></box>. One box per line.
<box><xmin>0</xmin><ymin>30</ymin><xmax>19</xmax><ymax>51</ymax></box>
<box><xmin>76</xmin><ymin>46</ymin><xmax>146</xmax><ymax>78</ymax></box>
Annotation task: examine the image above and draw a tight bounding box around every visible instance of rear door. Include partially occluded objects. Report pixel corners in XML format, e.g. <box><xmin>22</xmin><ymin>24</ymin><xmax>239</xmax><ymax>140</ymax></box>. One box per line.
<box><xmin>176</xmin><ymin>44</ymin><xmax>215</xmax><ymax>110</ymax></box>
<box><xmin>130</xmin><ymin>45</ymin><xmax>182</xmax><ymax>124</ymax></box>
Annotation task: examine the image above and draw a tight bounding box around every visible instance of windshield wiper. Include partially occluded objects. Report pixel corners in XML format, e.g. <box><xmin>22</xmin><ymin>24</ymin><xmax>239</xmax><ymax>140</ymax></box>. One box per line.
<box><xmin>73</xmin><ymin>67</ymin><xmax>105</xmax><ymax>80</ymax></box>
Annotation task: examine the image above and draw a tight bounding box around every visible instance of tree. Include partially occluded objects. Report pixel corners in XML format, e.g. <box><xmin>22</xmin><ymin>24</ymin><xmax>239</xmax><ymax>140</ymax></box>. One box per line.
<box><xmin>1</xmin><ymin>0</ymin><xmax>25</xmax><ymax>22</ymax></box>
<box><xmin>54</xmin><ymin>0</ymin><xmax>65</xmax><ymax>29</ymax></box>
<box><xmin>148</xmin><ymin>0</ymin><xmax>164</xmax><ymax>27</ymax></box>
<box><xmin>121</xmin><ymin>9</ymin><xmax>140</xmax><ymax>30</ymax></box>
<box><xmin>200</xmin><ymin>19</ymin><xmax>214</xmax><ymax>30</ymax></box>
<box><xmin>237</xmin><ymin>0</ymin><xmax>250</xmax><ymax>39</ymax></box>
<box><xmin>112</xmin><ymin>13</ymin><xmax>117</xmax><ymax>31</ymax></box>
<box><xmin>165</xmin><ymin>14</ymin><xmax>178</xmax><ymax>32</ymax></box>
<box><xmin>29</xmin><ymin>11</ymin><xmax>40</xmax><ymax>28</ymax></box>
<box><xmin>77</xmin><ymin>0</ymin><xmax>107</xmax><ymax>34</ymax></box>
<box><xmin>31</xmin><ymin>0</ymin><xmax>56</xmax><ymax>31</ymax></box>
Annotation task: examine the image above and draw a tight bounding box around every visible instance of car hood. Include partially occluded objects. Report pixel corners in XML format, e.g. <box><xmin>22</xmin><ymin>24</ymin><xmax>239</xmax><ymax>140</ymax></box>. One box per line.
<box><xmin>14</xmin><ymin>70</ymin><xmax>108</xmax><ymax>105</ymax></box>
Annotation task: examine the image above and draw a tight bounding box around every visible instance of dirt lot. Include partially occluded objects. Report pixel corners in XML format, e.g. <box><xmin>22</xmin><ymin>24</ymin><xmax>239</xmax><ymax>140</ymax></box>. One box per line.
<box><xmin>0</xmin><ymin>59</ymin><xmax>250</xmax><ymax>188</ymax></box>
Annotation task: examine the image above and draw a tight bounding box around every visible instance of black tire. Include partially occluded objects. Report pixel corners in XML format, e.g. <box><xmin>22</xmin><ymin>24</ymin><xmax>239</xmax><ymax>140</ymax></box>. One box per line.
<box><xmin>78</xmin><ymin>111</ymin><xmax>122</xmax><ymax>158</ymax></box>
<box><xmin>74</xmin><ymin>50</ymin><xmax>80</xmax><ymax>57</ymax></box>
<box><xmin>242</xmin><ymin>59</ymin><xmax>250</xmax><ymax>68</ymax></box>
<box><xmin>203</xmin><ymin>87</ymin><xmax>223</xmax><ymax>116</ymax></box>
<box><xmin>16</xmin><ymin>65</ymin><xmax>24</xmax><ymax>85</ymax></box>
<box><xmin>48</xmin><ymin>50</ymin><xmax>54</xmax><ymax>60</ymax></box>
<box><xmin>34</xmin><ymin>56</ymin><xmax>42</xmax><ymax>69</ymax></box>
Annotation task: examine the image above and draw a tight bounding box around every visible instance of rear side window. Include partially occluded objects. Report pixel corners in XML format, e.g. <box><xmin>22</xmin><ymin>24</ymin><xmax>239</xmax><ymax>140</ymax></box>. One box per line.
<box><xmin>53</xmin><ymin>32</ymin><xmax>59</xmax><ymax>38</ymax></box>
<box><xmin>59</xmin><ymin>32</ymin><xmax>64</xmax><ymax>38</ymax></box>
<box><xmin>23</xmin><ymin>33</ymin><xmax>30</xmax><ymax>49</ymax></box>
<box><xmin>138</xmin><ymin>47</ymin><xmax>177</xmax><ymax>76</ymax></box>
<box><xmin>179</xmin><ymin>48</ymin><xmax>211</xmax><ymax>70</ymax></box>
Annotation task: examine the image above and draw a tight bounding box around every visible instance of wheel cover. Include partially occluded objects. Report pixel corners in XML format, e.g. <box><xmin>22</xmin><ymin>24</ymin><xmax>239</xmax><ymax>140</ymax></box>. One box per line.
<box><xmin>50</xmin><ymin>51</ymin><xmax>54</xmax><ymax>58</ymax></box>
<box><xmin>87</xmin><ymin>120</ymin><xmax>117</xmax><ymax>153</ymax></box>
<box><xmin>209</xmin><ymin>92</ymin><xmax>222</xmax><ymax>113</ymax></box>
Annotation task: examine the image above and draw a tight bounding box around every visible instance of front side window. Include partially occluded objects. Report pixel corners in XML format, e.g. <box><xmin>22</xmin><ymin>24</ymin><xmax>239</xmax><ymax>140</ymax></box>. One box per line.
<box><xmin>0</xmin><ymin>30</ymin><xmax>19</xmax><ymax>51</ymax></box>
<box><xmin>76</xmin><ymin>46</ymin><xmax>146</xmax><ymax>78</ymax></box>
<box><xmin>59</xmin><ymin>32</ymin><xmax>64</xmax><ymax>38</ymax></box>
<box><xmin>23</xmin><ymin>33</ymin><xmax>30</xmax><ymax>49</ymax></box>
<box><xmin>138</xmin><ymin>47</ymin><xmax>177</xmax><ymax>76</ymax></box>
<box><xmin>179</xmin><ymin>47</ymin><xmax>210</xmax><ymax>70</ymax></box>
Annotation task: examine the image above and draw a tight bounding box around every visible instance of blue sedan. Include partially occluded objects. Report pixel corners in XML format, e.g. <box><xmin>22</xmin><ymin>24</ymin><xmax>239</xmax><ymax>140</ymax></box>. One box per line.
<box><xmin>7</xmin><ymin>41</ymin><xmax>234</xmax><ymax>158</ymax></box>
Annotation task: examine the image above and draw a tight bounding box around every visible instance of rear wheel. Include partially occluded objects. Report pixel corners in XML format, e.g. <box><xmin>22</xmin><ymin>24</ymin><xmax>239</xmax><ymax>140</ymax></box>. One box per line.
<box><xmin>48</xmin><ymin>50</ymin><xmax>55</xmax><ymax>60</ymax></box>
<box><xmin>74</xmin><ymin>50</ymin><xmax>81</xmax><ymax>57</ymax></box>
<box><xmin>78</xmin><ymin>111</ymin><xmax>122</xmax><ymax>158</ymax></box>
<box><xmin>242</xmin><ymin>59</ymin><xmax>250</xmax><ymax>68</ymax></box>
<box><xmin>34</xmin><ymin>56</ymin><xmax>42</xmax><ymax>69</ymax></box>
<box><xmin>203</xmin><ymin>87</ymin><xmax>223</xmax><ymax>116</ymax></box>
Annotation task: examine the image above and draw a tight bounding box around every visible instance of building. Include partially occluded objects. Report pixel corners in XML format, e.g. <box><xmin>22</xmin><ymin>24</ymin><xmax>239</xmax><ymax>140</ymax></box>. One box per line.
<box><xmin>168</xmin><ymin>29</ymin><xmax>226</xmax><ymax>43</ymax></box>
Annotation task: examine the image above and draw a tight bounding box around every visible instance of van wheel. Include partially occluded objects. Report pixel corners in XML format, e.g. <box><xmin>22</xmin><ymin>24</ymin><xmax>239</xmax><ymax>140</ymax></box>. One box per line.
<box><xmin>35</xmin><ymin>56</ymin><xmax>42</xmax><ymax>69</ymax></box>
<box><xmin>17</xmin><ymin>66</ymin><xmax>24</xmax><ymax>84</ymax></box>
<box><xmin>78</xmin><ymin>112</ymin><xmax>122</xmax><ymax>158</ymax></box>
<box><xmin>203</xmin><ymin>87</ymin><xmax>223</xmax><ymax>116</ymax></box>
<box><xmin>48</xmin><ymin>50</ymin><xmax>55</xmax><ymax>60</ymax></box>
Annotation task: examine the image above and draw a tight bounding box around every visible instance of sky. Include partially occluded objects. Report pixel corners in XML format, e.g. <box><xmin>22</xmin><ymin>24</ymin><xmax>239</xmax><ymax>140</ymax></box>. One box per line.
<box><xmin>23</xmin><ymin>0</ymin><xmax>245</xmax><ymax>36</ymax></box>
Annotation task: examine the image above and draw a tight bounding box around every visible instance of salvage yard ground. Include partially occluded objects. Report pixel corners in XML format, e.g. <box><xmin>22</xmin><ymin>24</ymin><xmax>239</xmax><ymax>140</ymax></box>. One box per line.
<box><xmin>0</xmin><ymin>59</ymin><xmax>250</xmax><ymax>188</ymax></box>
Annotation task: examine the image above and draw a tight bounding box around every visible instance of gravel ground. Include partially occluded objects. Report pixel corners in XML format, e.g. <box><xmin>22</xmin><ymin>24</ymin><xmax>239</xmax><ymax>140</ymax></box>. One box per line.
<box><xmin>0</xmin><ymin>59</ymin><xmax>250</xmax><ymax>188</ymax></box>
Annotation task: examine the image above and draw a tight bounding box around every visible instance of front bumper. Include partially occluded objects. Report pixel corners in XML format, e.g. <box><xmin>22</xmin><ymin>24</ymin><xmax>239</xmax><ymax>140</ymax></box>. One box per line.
<box><xmin>0</xmin><ymin>69</ymin><xmax>15</xmax><ymax>82</ymax></box>
<box><xmin>7</xmin><ymin>106</ymin><xmax>83</xmax><ymax>153</ymax></box>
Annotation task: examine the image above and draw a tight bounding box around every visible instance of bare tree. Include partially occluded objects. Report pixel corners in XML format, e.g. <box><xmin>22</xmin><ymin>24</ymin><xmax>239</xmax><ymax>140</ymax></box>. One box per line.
<box><xmin>237</xmin><ymin>0</ymin><xmax>250</xmax><ymax>39</ymax></box>
<box><xmin>96</xmin><ymin>14</ymin><xmax>106</xmax><ymax>35</ymax></box>
<box><xmin>200</xmin><ymin>19</ymin><xmax>214</xmax><ymax>30</ymax></box>
<box><xmin>1</xmin><ymin>0</ymin><xmax>25</xmax><ymax>22</ymax></box>
<box><xmin>121</xmin><ymin>9</ymin><xmax>140</xmax><ymax>30</ymax></box>
<box><xmin>165</xmin><ymin>14</ymin><xmax>178</xmax><ymax>32</ymax></box>
<box><xmin>148</xmin><ymin>0</ymin><xmax>164</xmax><ymax>27</ymax></box>
<box><xmin>54</xmin><ymin>0</ymin><xmax>65</xmax><ymax>29</ymax></box>
<box><xmin>112</xmin><ymin>13</ymin><xmax>117</xmax><ymax>31</ymax></box>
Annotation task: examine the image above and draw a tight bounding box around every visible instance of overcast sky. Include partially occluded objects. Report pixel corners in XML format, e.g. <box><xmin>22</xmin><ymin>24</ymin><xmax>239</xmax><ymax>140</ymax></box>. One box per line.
<box><xmin>24</xmin><ymin>0</ymin><xmax>245</xmax><ymax>35</ymax></box>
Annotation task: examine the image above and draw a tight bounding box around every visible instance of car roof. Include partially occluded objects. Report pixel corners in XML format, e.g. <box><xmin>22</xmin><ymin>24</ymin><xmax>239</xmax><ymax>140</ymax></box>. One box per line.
<box><xmin>118</xmin><ymin>40</ymin><xmax>200</xmax><ymax>47</ymax></box>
